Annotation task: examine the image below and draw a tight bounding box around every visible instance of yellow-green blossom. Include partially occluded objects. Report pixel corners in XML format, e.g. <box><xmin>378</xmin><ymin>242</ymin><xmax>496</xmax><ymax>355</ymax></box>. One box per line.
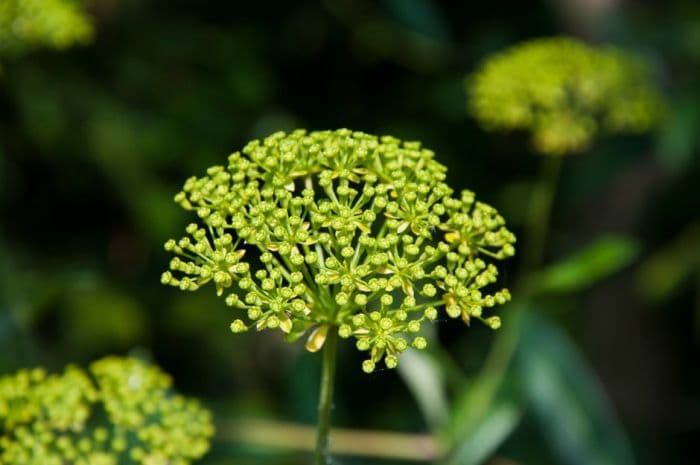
<box><xmin>467</xmin><ymin>37</ymin><xmax>665</xmax><ymax>155</ymax></box>
<box><xmin>0</xmin><ymin>357</ymin><xmax>213</xmax><ymax>465</ymax></box>
<box><xmin>0</xmin><ymin>0</ymin><xmax>93</xmax><ymax>56</ymax></box>
<box><xmin>162</xmin><ymin>129</ymin><xmax>516</xmax><ymax>372</ymax></box>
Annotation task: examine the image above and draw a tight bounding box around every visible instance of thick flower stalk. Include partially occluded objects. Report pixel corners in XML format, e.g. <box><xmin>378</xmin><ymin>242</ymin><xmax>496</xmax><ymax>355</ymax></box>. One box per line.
<box><xmin>162</xmin><ymin>129</ymin><xmax>515</xmax><ymax>373</ymax></box>
<box><xmin>0</xmin><ymin>356</ymin><xmax>213</xmax><ymax>465</ymax></box>
<box><xmin>0</xmin><ymin>0</ymin><xmax>93</xmax><ymax>57</ymax></box>
<box><xmin>467</xmin><ymin>37</ymin><xmax>665</xmax><ymax>155</ymax></box>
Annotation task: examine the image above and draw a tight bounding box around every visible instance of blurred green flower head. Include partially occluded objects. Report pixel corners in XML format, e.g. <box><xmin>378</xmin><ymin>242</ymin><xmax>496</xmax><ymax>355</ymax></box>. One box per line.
<box><xmin>0</xmin><ymin>357</ymin><xmax>213</xmax><ymax>465</ymax></box>
<box><xmin>467</xmin><ymin>37</ymin><xmax>665</xmax><ymax>155</ymax></box>
<box><xmin>162</xmin><ymin>129</ymin><xmax>515</xmax><ymax>373</ymax></box>
<box><xmin>0</xmin><ymin>0</ymin><xmax>93</xmax><ymax>56</ymax></box>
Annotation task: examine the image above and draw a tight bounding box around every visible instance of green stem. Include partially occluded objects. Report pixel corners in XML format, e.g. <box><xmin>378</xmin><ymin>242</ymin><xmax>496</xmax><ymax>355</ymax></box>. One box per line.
<box><xmin>519</xmin><ymin>155</ymin><xmax>564</xmax><ymax>276</ymax></box>
<box><xmin>315</xmin><ymin>328</ymin><xmax>338</xmax><ymax>465</ymax></box>
<box><xmin>487</xmin><ymin>155</ymin><xmax>564</xmax><ymax>365</ymax></box>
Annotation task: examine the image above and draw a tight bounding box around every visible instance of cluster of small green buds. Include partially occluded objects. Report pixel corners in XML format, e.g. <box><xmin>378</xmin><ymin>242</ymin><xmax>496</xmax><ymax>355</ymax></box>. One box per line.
<box><xmin>467</xmin><ymin>37</ymin><xmax>665</xmax><ymax>155</ymax></box>
<box><xmin>0</xmin><ymin>0</ymin><xmax>93</xmax><ymax>57</ymax></box>
<box><xmin>0</xmin><ymin>356</ymin><xmax>213</xmax><ymax>465</ymax></box>
<box><xmin>162</xmin><ymin>129</ymin><xmax>516</xmax><ymax>372</ymax></box>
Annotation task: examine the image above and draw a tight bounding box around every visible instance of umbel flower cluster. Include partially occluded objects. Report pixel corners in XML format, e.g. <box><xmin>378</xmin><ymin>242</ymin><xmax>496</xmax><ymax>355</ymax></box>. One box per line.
<box><xmin>0</xmin><ymin>357</ymin><xmax>213</xmax><ymax>465</ymax></box>
<box><xmin>0</xmin><ymin>0</ymin><xmax>93</xmax><ymax>57</ymax></box>
<box><xmin>162</xmin><ymin>129</ymin><xmax>516</xmax><ymax>373</ymax></box>
<box><xmin>467</xmin><ymin>37</ymin><xmax>665</xmax><ymax>155</ymax></box>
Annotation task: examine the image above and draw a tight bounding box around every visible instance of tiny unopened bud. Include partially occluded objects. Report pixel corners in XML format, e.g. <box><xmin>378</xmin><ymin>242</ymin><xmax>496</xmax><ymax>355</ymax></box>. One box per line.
<box><xmin>486</xmin><ymin>316</ymin><xmax>501</xmax><ymax>330</ymax></box>
<box><xmin>356</xmin><ymin>338</ymin><xmax>370</xmax><ymax>351</ymax></box>
<box><xmin>421</xmin><ymin>283</ymin><xmax>436</xmax><ymax>297</ymax></box>
<box><xmin>379</xmin><ymin>318</ymin><xmax>392</xmax><ymax>330</ymax></box>
<box><xmin>161</xmin><ymin>271</ymin><xmax>173</xmax><ymax>285</ymax></box>
<box><xmin>424</xmin><ymin>307</ymin><xmax>438</xmax><ymax>320</ymax></box>
<box><xmin>335</xmin><ymin>292</ymin><xmax>349</xmax><ymax>306</ymax></box>
<box><xmin>266</xmin><ymin>316</ymin><xmax>280</xmax><ymax>329</ymax></box>
<box><xmin>230</xmin><ymin>320</ymin><xmax>247</xmax><ymax>333</ymax></box>
<box><xmin>338</xmin><ymin>325</ymin><xmax>353</xmax><ymax>338</ymax></box>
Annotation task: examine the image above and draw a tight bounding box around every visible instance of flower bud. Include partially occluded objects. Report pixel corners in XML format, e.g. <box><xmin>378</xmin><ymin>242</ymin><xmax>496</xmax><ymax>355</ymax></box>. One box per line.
<box><xmin>385</xmin><ymin>355</ymin><xmax>398</xmax><ymax>369</ymax></box>
<box><xmin>412</xmin><ymin>337</ymin><xmax>427</xmax><ymax>350</ymax></box>
<box><xmin>230</xmin><ymin>320</ymin><xmax>247</xmax><ymax>333</ymax></box>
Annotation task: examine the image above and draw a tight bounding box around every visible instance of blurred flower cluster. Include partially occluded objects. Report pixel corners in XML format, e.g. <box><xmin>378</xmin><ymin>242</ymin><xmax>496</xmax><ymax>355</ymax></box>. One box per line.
<box><xmin>0</xmin><ymin>0</ymin><xmax>93</xmax><ymax>57</ymax></box>
<box><xmin>0</xmin><ymin>356</ymin><xmax>213</xmax><ymax>465</ymax></box>
<box><xmin>162</xmin><ymin>129</ymin><xmax>515</xmax><ymax>372</ymax></box>
<box><xmin>467</xmin><ymin>37</ymin><xmax>665</xmax><ymax>155</ymax></box>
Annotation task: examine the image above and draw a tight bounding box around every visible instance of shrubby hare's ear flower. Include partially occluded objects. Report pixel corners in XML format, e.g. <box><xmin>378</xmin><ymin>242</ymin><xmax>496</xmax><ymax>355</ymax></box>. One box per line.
<box><xmin>467</xmin><ymin>37</ymin><xmax>665</xmax><ymax>155</ymax></box>
<box><xmin>0</xmin><ymin>0</ymin><xmax>93</xmax><ymax>56</ymax></box>
<box><xmin>0</xmin><ymin>356</ymin><xmax>213</xmax><ymax>465</ymax></box>
<box><xmin>162</xmin><ymin>129</ymin><xmax>516</xmax><ymax>372</ymax></box>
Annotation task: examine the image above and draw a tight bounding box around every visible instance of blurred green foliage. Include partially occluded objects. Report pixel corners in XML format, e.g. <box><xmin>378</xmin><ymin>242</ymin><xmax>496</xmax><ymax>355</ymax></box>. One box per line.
<box><xmin>0</xmin><ymin>1</ymin><xmax>698</xmax><ymax>465</ymax></box>
<box><xmin>467</xmin><ymin>37</ymin><xmax>665</xmax><ymax>155</ymax></box>
<box><xmin>0</xmin><ymin>0</ymin><xmax>92</xmax><ymax>57</ymax></box>
<box><xmin>529</xmin><ymin>235</ymin><xmax>641</xmax><ymax>294</ymax></box>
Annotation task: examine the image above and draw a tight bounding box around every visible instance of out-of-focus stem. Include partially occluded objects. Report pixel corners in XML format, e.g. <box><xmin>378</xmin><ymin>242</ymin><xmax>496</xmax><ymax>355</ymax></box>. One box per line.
<box><xmin>221</xmin><ymin>419</ymin><xmax>442</xmax><ymax>461</ymax></box>
<box><xmin>519</xmin><ymin>155</ymin><xmax>564</xmax><ymax>275</ymax></box>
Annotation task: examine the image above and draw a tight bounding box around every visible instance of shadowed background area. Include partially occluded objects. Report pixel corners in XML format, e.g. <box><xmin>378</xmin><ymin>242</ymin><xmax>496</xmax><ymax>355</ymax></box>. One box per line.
<box><xmin>1</xmin><ymin>0</ymin><xmax>699</xmax><ymax>464</ymax></box>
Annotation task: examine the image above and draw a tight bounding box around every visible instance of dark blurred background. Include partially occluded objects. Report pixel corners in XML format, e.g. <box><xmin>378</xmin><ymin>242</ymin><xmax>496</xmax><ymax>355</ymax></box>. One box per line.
<box><xmin>1</xmin><ymin>1</ymin><xmax>699</xmax><ymax>464</ymax></box>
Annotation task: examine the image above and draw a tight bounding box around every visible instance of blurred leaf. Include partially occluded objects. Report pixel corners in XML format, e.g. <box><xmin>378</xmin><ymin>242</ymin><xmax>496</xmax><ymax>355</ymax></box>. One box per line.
<box><xmin>655</xmin><ymin>98</ymin><xmax>700</xmax><ymax>172</ymax></box>
<box><xmin>383</xmin><ymin>0</ymin><xmax>450</xmax><ymax>40</ymax></box>
<box><xmin>442</xmin><ymin>303</ymin><xmax>526</xmax><ymax>465</ymax></box>
<box><xmin>397</xmin><ymin>348</ymin><xmax>449</xmax><ymax>430</ymax></box>
<box><xmin>517</xmin><ymin>312</ymin><xmax>635</xmax><ymax>465</ymax></box>
<box><xmin>529</xmin><ymin>235</ymin><xmax>641</xmax><ymax>294</ymax></box>
<box><xmin>637</xmin><ymin>221</ymin><xmax>700</xmax><ymax>302</ymax></box>
<box><xmin>442</xmin><ymin>377</ymin><xmax>521</xmax><ymax>465</ymax></box>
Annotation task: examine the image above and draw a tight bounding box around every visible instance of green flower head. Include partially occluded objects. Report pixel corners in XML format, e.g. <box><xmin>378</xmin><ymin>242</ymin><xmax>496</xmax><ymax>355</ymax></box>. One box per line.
<box><xmin>0</xmin><ymin>357</ymin><xmax>213</xmax><ymax>465</ymax></box>
<box><xmin>0</xmin><ymin>0</ymin><xmax>93</xmax><ymax>57</ymax></box>
<box><xmin>467</xmin><ymin>37</ymin><xmax>665</xmax><ymax>155</ymax></box>
<box><xmin>162</xmin><ymin>129</ymin><xmax>516</xmax><ymax>372</ymax></box>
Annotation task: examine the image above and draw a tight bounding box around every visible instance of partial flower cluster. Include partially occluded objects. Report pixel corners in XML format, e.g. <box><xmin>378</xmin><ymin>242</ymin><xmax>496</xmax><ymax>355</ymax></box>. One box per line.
<box><xmin>0</xmin><ymin>0</ymin><xmax>93</xmax><ymax>57</ymax></box>
<box><xmin>162</xmin><ymin>129</ymin><xmax>515</xmax><ymax>372</ymax></box>
<box><xmin>467</xmin><ymin>37</ymin><xmax>665</xmax><ymax>155</ymax></box>
<box><xmin>0</xmin><ymin>356</ymin><xmax>213</xmax><ymax>465</ymax></box>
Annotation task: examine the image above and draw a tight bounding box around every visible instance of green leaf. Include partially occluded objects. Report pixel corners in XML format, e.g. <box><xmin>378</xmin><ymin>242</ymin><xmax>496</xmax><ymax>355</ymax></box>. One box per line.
<box><xmin>397</xmin><ymin>348</ymin><xmax>449</xmax><ymax>431</ymax></box>
<box><xmin>442</xmin><ymin>378</ymin><xmax>522</xmax><ymax>465</ymax></box>
<box><xmin>517</xmin><ymin>312</ymin><xmax>635</xmax><ymax>465</ymax></box>
<box><xmin>637</xmin><ymin>221</ymin><xmax>700</xmax><ymax>302</ymax></box>
<box><xmin>655</xmin><ymin>98</ymin><xmax>700</xmax><ymax>172</ymax></box>
<box><xmin>529</xmin><ymin>235</ymin><xmax>641</xmax><ymax>294</ymax></box>
<box><xmin>441</xmin><ymin>303</ymin><xmax>526</xmax><ymax>465</ymax></box>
